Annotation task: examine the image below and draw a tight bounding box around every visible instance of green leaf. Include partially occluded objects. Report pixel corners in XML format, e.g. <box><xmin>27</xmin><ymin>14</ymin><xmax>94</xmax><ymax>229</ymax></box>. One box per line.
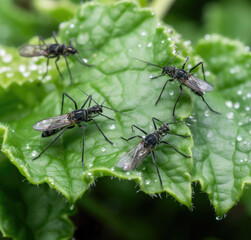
<box><xmin>191</xmin><ymin>34</ymin><xmax>251</xmax><ymax>217</ymax></box>
<box><xmin>0</xmin><ymin>155</ymin><xmax>74</xmax><ymax>240</ymax></box>
<box><xmin>0</xmin><ymin>1</ymin><xmax>193</xmax><ymax>207</ymax></box>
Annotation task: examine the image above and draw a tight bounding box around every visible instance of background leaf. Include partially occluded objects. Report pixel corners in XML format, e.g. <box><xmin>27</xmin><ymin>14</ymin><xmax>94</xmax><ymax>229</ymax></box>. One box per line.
<box><xmin>190</xmin><ymin>34</ymin><xmax>251</xmax><ymax>217</ymax></box>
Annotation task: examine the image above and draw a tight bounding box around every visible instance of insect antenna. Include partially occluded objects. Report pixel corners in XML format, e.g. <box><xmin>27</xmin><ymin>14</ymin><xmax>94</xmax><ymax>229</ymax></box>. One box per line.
<box><xmin>166</xmin><ymin>47</ymin><xmax>185</xmax><ymax>66</ymax></box>
<box><xmin>72</xmin><ymin>54</ymin><xmax>94</xmax><ymax>67</ymax></box>
<box><xmin>133</xmin><ymin>57</ymin><xmax>163</xmax><ymax>69</ymax></box>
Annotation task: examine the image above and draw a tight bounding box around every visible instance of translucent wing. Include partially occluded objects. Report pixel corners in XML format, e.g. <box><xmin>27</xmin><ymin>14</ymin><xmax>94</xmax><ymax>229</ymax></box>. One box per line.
<box><xmin>19</xmin><ymin>45</ymin><xmax>48</xmax><ymax>57</ymax></box>
<box><xmin>184</xmin><ymin>74</ymin><xmax>214</xmax><ymax>93</ymax></box>
<box><xmin>33</xmin><ymin>114</ymin><xmax>73</xmax><ymax>131</ymax></box>
<box><xmin>116</xmin><ymin>141</ymin><xmax>151</xmax><ymax>171</ymax></box>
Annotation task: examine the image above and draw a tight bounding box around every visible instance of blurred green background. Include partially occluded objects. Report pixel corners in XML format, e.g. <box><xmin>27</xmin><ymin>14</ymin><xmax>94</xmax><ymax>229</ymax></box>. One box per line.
<box><xmin>1</xmin><ymin>0</ymin><xmax>251</xmax><ymax>239</ymax></box>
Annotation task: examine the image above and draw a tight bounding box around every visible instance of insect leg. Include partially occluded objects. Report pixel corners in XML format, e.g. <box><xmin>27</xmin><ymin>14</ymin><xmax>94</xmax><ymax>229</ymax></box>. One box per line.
<box><xmin>121</xmin><ymin>135</ymin><xmax>142</xmax><ymax>141</ymax></box>
<box><xmin>182</xmin><ymin>57</ymin><xmax>189</xmax><ymax>69</ymax></box>
<box><xmin>92</xmin><ymin>119</ymin><xmax>113</xmax><ymax>145</ymax></box>
<box><xmin>151</xmin><ymin>74</ymin><xmax>166</xmax><ymax>79</ymax></box>
<box><xmin>201</xmin><ymin>95</ymin><xmax>221</xmax><ymax>114</ymax></box>
<box><xmin>151</xmin><ymin>151</ymin><xmax>163</xmax><ymax>190</ymax></box>
<box><xmin>99</xmin><ymin>113</ymin><xmax>115</xmax><ymax>121</ymax></box>
<box><xmin>81</xmin><ymin>95</ymin><xmax>92</xmax><ymax>109</ymax></box>
<box><xmin>79</xmin><ymin>125</ymin><xmax>85</xmax><ymax>167</ymax></box>
<box><xmin>152</xmin><ymin>117</ymin><xmax>166</xmax><ymax>130</ymax></box>
<box><xmin>155</xmin><ymin>79</ymin><xmax>174</xmax><ymax>105</ymax></box>
<box><xmin>167</xmin><ymin>132</ymin><xmax>191</xmax><ymax>138</ymax></box>
<box><xmin>32</xmin><ymin>127</ymin><xmax>69</xmax><ymax>161</ymax></box>
<box><xmin>63</xmin><ymin>55</ymin><xmax>73</xmax><ymax>85</ymax></box>
<box><xmin>42</xmin><ymin>57</ymin><xmax>50</xmax><ymax>79</ymax></box>
<box><xmin>160</xmin><ymin>140</ymin><xmax>191</xmax><ymax>158</ymax></box>
<box><xmin>39</xmin><ymin>36</ymin><xmax>46</xmax><ymax>46</ymax></box>
<box><xmin>55</xmin><ymin>56</ymin><xmax>64</xmax><ymax>80</ymax></box>
<box><xmin>131</xmin><ymin>124</ymin><xmax>148</xmax><ymax>135</ymax></box>
<box><xmin>52</xmin><ymin>31</ymin><xmax>59</xmax><ymax>44</ymax></box>
<box><xmin>189</xmin><ymin>61</ymin><xmax>206</xmax><ymax>81</ymax></box>
<box><xmin>173</xmin><ymin>85</ymin><xmax>183</xmax><ymax>122</ymax></box>
<box><xmin>61</xmin><ymin>92</ymin><xmax>78</xmax><ymax>115</ymax></box>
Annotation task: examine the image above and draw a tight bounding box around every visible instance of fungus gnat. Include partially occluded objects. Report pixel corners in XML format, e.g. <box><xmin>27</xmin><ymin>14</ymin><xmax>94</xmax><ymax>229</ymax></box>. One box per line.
<box><xmin>134</xmin><ymin>49</ymin><xmax>220</xmax><ymax>121</ymax></box>
<box><xmin>19</xmin><ymin>31</ymin><xmax>93</xmax><ymax>85</ymax></box>
<box><xmin>32</xmin><ymin>89</ymin><xmax>121</xmax><ymax>166</ymax></box>
<box><xmin>116</xmin><ymin>118</ymin><xmax>191</xmax><ymax>189</ymax></box>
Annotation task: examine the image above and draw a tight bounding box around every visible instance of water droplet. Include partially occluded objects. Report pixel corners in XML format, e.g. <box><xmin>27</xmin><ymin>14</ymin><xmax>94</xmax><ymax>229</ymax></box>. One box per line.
<box><xmin>245</xmin><ymin>46</ymin><xmax>250</xmax><ymax>52</ymax></box>
<box><xmin>245</xmin><ymin>106</ymin><xmax>250</xmax><ymax>111</ymax></box>
<box><xmin>216</xmin><ymin>216</ymin><xmax>223</xmax><ymax>221</ymax></box>
<box><xmin>31</xmin><ymin>150</ymin><xmax>37</xmax><ymax>157</ymax></box>
<box><xmin>0</xmin><ymin>49</ymin><xmax>6</xmax><ymax>57</ymax></box>
<box><xmin>88</xmin><ymin>163</ymin><xmax>93</xmax><ymax>167</ymax></box>
<box><xmin>247</xmin><ymin>93</ymin><xmax>251</xmax><ymax>98</ymax></box>
<box><xmin>227</xmin><ymin>112</ymin><xmax>234</xmax><ymax>119</ymax></box>
<box><xmin>234</xmin><ymin>102</ymin><xmax>240</xmax><ymax>109</ymax></box>
<box><xmin>70</xmin><ymin>204</ymin><xmax>74</xmax><ymax>210</ymax></box>
<box><xmin>184</xmin><ymin>40</ymin><xmax>191</xmax><ymax>46</ymax></box>
<box><xmin>126</xmin><ymin>172</ymin><xmax>130</xmax><ymax>175</ymax></box>
<box><xmin>26</xmin><ymin>144</ymin><xmax>31</xmax><ymax>149</ymax></box>
<box><xmin>70</xmin><ymin>23</ymin><xmax>75</xmax><ymax>28</ymax></box>
<box><xmin>161</xmin><ymin>40</ymin><xmax>165</xmax><ymax>44</ymax></box>
<box><xmin>109</xmin><ymin>124</ymin><xmax>115</xmax><ymax>130</ymax></box>
<box><xmin>111</xmin><ymin>167</ymin><xmax>114</xmax><ymax>171</ymax></box>
<box><xmin>137</xmin><ymin>44</ymin><xmax>142</xmax><ymax>48</ymax></box>
<box><xmin>237</xmin><ymin>90</ymin><xmax>242</xmax><ymax>95</ymax></box>
<box><xmin>6</xmin><ymin>72</ymin><xmax>14</xmax><ymax>78</ymax></box>
<box><xmin>101</xmin><ymin>147</ymin><xmax>106</xmax><ymax>152</ymax></box>
<box><xmin>45</xmin><ymin>75</ymin><xmax>51</xmax><ymax>81</ymax></box>
<box><xmin>151</xmin><ymin>12</ymin><xmax>155</xmax><ymax>15</ymax></box>
<box><xmin>65</xmin><ymin>30</ymin><xmax>70</xmax><ymax>35</ymax></box>
<box><xmin>2</xmin><ymin>54</ymin><xmax>12</xmax><ymax>63</ymax></box>
<box><xmin>19</xmin><ymin>65</ymin><xmax>26</xmax><ymax>73</ymax></box>
<box><xmin>141</xmin><ymin>31</ymin><xmax>146</xmax><ymax>36</ymax></box>
<box><xmin>207</xmin><ymin>131</ymin><xmax>213</xmax><ymax>138</ymax></box>
<box><xmin>87</xmin><ymin>172</ymin><xmax>92</xmax><ymax>176</ymax></box>
<box><xmin>169</xmin><ymin>91</ymin><xmax>174</xmax><ymax>96</ymax></box>
<box><xmin>205</xmin><ymin>34</ymin><xmax>210</xmax><ymax>40</ymax></box>
<box><xmin>240</xmin><ymin>159</ymin><xmax>244</xmax><ymax>163</ymax></box>
<box><xmin>204</xmin><ymin>110</ymin><xmax>210</xmax><ymax>117</ymax></box>
<box><xmin>145</xmin><ymin>179</ymin><xmax>150</xmax><ymax>185</ymax></box>
<box><xmin>147</xmin><ymin>42</ymin><xmax>152</xmax><ymax>48</ymax></box>
<box><xmin>237</xmin><ymin>135</ymin><xmax>243</xmax><ymax>141</ymax></box>
<box><xmin>22</xmin><ymin>72</ymin><xmax>30</xmax><ymax>77</ymax></box>
<box><xmin>225</xmin><ymin>101</ymin><xmax>233</xmax><ymax>108</ymax></box>
<box><xmin>205</xmin><ymin>71</ymin><xmax>210</xmax><ymax>76</ymax></box>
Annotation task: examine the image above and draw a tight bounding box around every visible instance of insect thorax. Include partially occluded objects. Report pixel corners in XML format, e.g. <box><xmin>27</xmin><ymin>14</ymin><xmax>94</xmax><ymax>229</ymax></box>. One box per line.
<box><xmin>70</xmin><ymin>109</ymin><xmax>88</xmax><ymax>122</ymax></box>
<box><xmin>175</xmin><ymin>68</ymin><xmax>189</xmax><ymax>80</ymax></box>
<box><xmin>143</xmin><ymin>133</ymin><xmax>159</xmax><ymax>149</ymax></box>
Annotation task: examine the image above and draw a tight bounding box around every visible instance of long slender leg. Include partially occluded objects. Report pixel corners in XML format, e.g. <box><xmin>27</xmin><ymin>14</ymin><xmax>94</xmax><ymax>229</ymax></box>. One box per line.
<box><xmin>201</xmin><ymin>95</ymin><xmax>220</xmax><ymax>114</ymax></box>
<box><xmin>61</xmin><ymin>92</ymin><xmax>78</xmax><ymax>115</ymax></box>
<box><xmin>92</xmin><ymin>119</ymin><xmax>113</xmax><ymax>145</ymax></box>
<box><xmin>81</xmin><ymin>95</ymin><xmax>92</xmax><ymax>109</ymax></box>
<box><xmin>32</xmin><ymin>127</ymin><xmax>69</xmax><ymax>160</ymax></box>
<box><xmin>79</xmin><ymin>125</ymin><xmax>85</xmax><ymax>167</ymax></box>
<box><xmin>167</xmin><ymin>132</ymin><xmax>191</xmax><ymax>138</ymax></box>
<box><xmin>151</xmin><ymin>151</ymin><xmax>163</xmax><ymax>190</ymax></box>
<box><xmin>63</xmin><ymin>55</ymin><xmax>73</xmax><ymax>85</ymax></box>
<box><xmin>42</xmin><ymin>57</ymin><xmax>50</xmax><ymax>79</ymax></box>
<box><xmin>99</xmin><ymin>113</ymin><xmax>115</xmax><ymax>121</ymax></box>
<box><xmin>55</xmin><ymin>56</ymin><xmax>64</xmax><ymax>80</ymax></box>
<box><xmin>160</xmin><ymin>141</ymin><xmax>191</xmax><ymax>158</ymax></box>
<box><xmin>155</xmin><ymin>79</ymin><xmax>174</xmax><ymax>105</ymax></box>
<box><xmin>52</xmin><ymin>31</ymin><xmax>59</xmax><ymax>44</ymax></box>
<box><xmin>182</xmin><ymin>57</ymin><xmax>189</xmax><ymax>69</ymax></box>
<box><xmin>151</xmin><ymin>74</ymin><xmax>166</xmax><ymax>79</ymax></box>
<box><xmin>121</xmin><ymin>135</ymin><xmax>142</xmax><ymax>141</ymax></box>
<box><xmin>131</xmin><ymin>124</ymin><xmax>148</xmax><ymax>135</ymax></box>
<box><xmin>39</xmin><ymin>36</ymin><xmax>46</xmax><ymax>46</ymax></box>
<box><xmin>173</xmin><ymin>85</ymin><xmax>183</xmax><ymax>122</ymax></box>
<box><xmin>152</xmin><ymin>117</ymin><xmax>166</xmax><ymax>130</ymax></box>
<box><xmin>189</xmin><ymin>61</ymin><xmax>206</xmax><ymax>81</ymax></box>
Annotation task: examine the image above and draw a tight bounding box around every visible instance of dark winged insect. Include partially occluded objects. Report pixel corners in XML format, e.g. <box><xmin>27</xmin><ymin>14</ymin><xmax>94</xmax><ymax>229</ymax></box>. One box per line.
<box><xmin>134</xmin><ymin>49</ymin><xmax>220</xmax><ymax>121</ymax></box>
<box><xmin>116</xmin><ymin>117</ymin><xmax>191</xmax><ymax>189</ymax></box>
<box><xmin>32</xmin><ymin>89</ymin><xmax>120</xmax><ymax>166</ymax></box>
<box><xmin>19</xmin><ymin>31</ymin><xmax>93</xmax><ymax>85</ymax></box>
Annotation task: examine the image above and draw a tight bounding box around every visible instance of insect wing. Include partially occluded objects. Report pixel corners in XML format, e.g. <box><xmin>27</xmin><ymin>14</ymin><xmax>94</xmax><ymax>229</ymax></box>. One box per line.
<box><xmin>185</xmin><ymin>74</ymin><xmax>214</xmax><ymax>93</ymax></box>
<box><xmin>117</xmin><ymin>142</ymin><xmax>150</xmax><ymax>171</ymax></box>
<box><xmin>33</xmin><ymin>114</ymin><xmax>72</xmax><ymax>131</ymax></box>
<box><xmin>19</xmin><ymin>45</ymin><xmax>48</xmax><ymax>57</ymax></box>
